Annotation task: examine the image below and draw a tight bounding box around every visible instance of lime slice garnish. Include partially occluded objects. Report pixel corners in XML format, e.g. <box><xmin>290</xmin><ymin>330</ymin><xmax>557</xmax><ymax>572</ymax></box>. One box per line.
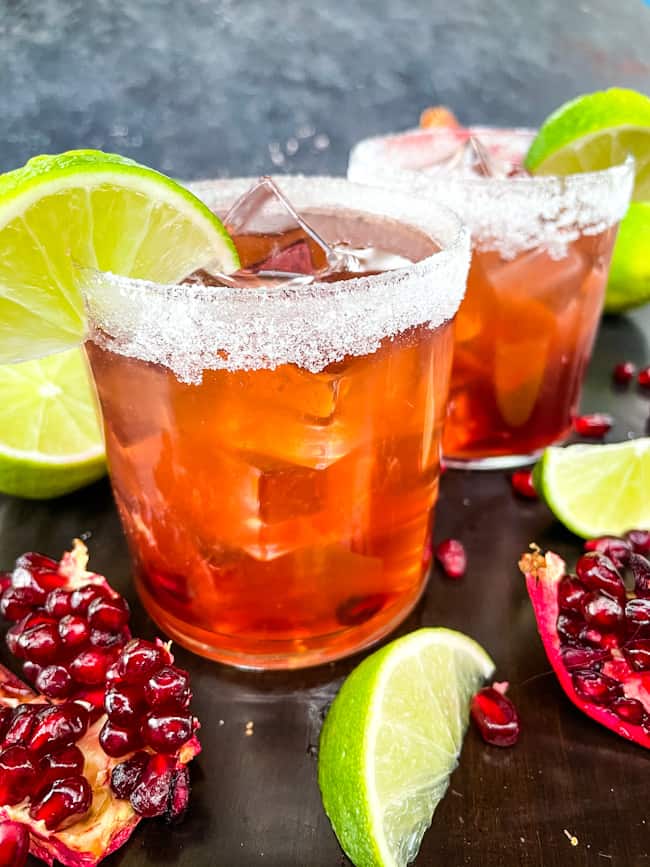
<box><xmin>318</xmin><ymin>628</ymin><xmax>495</xmax><ymax>867</ymax></box>
<box><xmin>604</xmin><ymin>201</ymin><xmax>650</xmax><ymax>312</ymax></box>
<box><xmin>0</xmin><ymin>349</ymin><xmax>106</xmax><ymax>499</ymax></box>
<box><xmin>525</xmin><ymin>88</ymin><xmax>650</xmax><ymax>314</ymax></box>
<box><xmin>534</xmin><ymin>439</ymin><xmax>650</xmax><ymax>539</ymax></box>
<box><xmin>0</xmin><ymin>149</ymin><xmax>239</xmax><ymax>364</ymax></box>
<box><xmin>524</xmin><ymin>87</ymin><xmax>650</xmax><ymax>200</ymax></box>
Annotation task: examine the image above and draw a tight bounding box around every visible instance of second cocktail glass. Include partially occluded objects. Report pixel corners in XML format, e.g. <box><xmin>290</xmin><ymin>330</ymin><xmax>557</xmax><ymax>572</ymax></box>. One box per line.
<box><xmin>80</xmin><ymin>176</ymin><xmax>470</xmax><ymax>669</ymax></box>
<box><xmin>349</xmin><ymin>127</ymin><xmax>634</xmax><ymax>468</ymax></box>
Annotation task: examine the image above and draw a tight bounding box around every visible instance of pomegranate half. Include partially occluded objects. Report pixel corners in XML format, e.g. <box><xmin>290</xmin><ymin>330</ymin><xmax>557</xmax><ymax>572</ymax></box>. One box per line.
<box><xmin>520</xmin><ymin>542</ymin><xmax>650</xmax><ymax>749</ymax></box>
<box><xmin>0</xmin><ymin>542</ymin><xmax>201</xmax><ymax>866</ymax></box>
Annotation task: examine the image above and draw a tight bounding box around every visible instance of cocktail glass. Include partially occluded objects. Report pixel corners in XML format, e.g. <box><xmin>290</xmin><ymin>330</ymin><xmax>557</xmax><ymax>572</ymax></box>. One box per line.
<box><xmin>80</xmin><ymin>176</ymin><xmax>470</xmax><ymax>669</ymax></box>
<box><xmin>349</xmin><ymin>127</ymin><xmax>634</xmax><ymax>468</ymax></box>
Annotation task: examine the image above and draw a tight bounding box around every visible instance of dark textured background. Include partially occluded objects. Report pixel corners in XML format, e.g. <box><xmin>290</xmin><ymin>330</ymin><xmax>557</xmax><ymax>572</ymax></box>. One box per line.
<box><xmin>1</xmin><ymin>0</ymin><xmax>650</xmax><ymax>178</ymax></box>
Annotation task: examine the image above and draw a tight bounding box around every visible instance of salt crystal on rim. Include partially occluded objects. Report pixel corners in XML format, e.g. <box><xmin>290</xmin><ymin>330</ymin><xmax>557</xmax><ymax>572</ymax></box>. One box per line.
<box><xmin>81</xmin><ymin>176</ymin><xmax>470</xmax><ymax>384</ymax></box>
<box><xmin>348</xmin><ymin>128</ymin><xmax>634</xmax><ymax>260</ymax></box>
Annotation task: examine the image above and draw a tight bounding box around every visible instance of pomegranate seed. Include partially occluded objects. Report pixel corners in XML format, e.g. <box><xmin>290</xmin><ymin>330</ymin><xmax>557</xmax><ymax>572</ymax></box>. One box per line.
<box><xmin>99</xmin><ymin>720</ymin><xmax>144</xmax><ymax>757</ymax></box>
<box><xmin>0</xmin><ymin>746</ymin><xmax>37</xmax><ymax>805</ymax></box>
<box><xmin>45</xmin><ymin>588</ymin><xmax>73</xmax><ymax>618</ymax></box>
<box><xmin>575</xmin><ymin>552</ymin><xmax>626</xmax><ymax>602</ymax></box>
<box><xmin>557</xmin><ymin>576</ymin><xmax>588</xmax><ymax>613</ymax></box>
<box><xmin>105</xmin><ymin>685</ymin><xmax>147</xmax><ymax>726</ymax></box>
<box><xmin>168</xmin><ymin>766</ymin><xmax>191</xmax><ymax>822</ymax></box>
<box><xmin>145</xmin><ymin>666</ymin><xmax>191</xmax><ymax>709</ymax></box>
<box><xmin>470</xmin><ymin>686</ymin><xmax>519</xmax><ymax>747</ymax></box>
<box><xmin>15</xmin><ymin>552</ymin><xmax>58</xmax><ymax>572</ymax></box>
<box><xmin>89</xmin><ymin>627</ymin><xmax>127</xmax><ymax>648</ymax></box>
<box><xmin>29</xmin><ymin>775</ymin><xmax>92</xmax><ymax>830</ymax></box>
<box><xmin>0</xmin><ymin>586</ymin><xmax>41</xmax><ymax>621</ymax></box>
<box><xmin>626</xmin><ymin>597</ymin><xmax>650</xmax><ymax>626</ymax></box>
<box><xmin>581</xmin><ymin>592</ymin><xmax>624</xmax><ymax>630</ymax></box>
<box><xmin>87</xmin><ymin>595</ymin><xmax>130</xmax><ymax>631</ymax></box>
<box><xmin>114</xmin><ymin>639</ymin><xmax>171</xmax><ymax>684</ymax></box>
<box><xmin>610</xmin><ymin>697</ymin><xmax>646</xmax><ymax>725</ymax></box>
<box><xmin>0</xmin><ymin>707</ymin><xmax>11</xmax><ymax>741</ymax></box>
<box><xmin>579</xmin><ymin>625</ymin><xmax>618</xmax><ymax>649</ymax></box>
<box><xmin>624</xmin><ymin>639</ymin><xmax>650</xmax><ymax>671</ymax></box>
<box><xmin>129</xmin><ymin>753</ymin><xmax>175</xmax><ymax>817</ymax></box>
<box><xmin>583</xmin><ymin>536</ymin><xmax>631</xmax><ymax>568</ymax></box>
<box><xmin>630</xmin><ymin>553</ymin><xmax>650</xmax><ymax>597</ymax></box>
<box><xmin>35</xmin><ymin>664</ymin><xmax>73</xmax><ymax>698</ymax></box>
<box><xmin>572</xmin><ymin>670</ymin><xmax>620</xmax><ymax>704</ymax></box>
<box><xmin>637</xmin><ymin>366</ymin><xmax>650</xmax><ymax>388</ymax></box>
<box><xmin>627</xmin><ymin>529</ymin><xmax>650</xmax><ymax>555</ymax></box>
<box><xmin>18</xmin><ymin>622</ymin><xmax>62</xmax><ymax>665</ymax></box>
<box><xmin>573</xmin><ymin>413</ymin><xmax>613</xmax><ymax>438</ymax></box>
<box><xmin>70</xmin><ymin>647</ymin><xmax>115</xmax><ymax>684</ymax></box>
<box><xmin>11</xmin><ymin>563</ymin><xmax>63</xmax><ymax>594</ymax></box>
<box><xmin>435</xmin><ymin>538</ymin><xmax>466</xmax><ymax>579</ymax></box>
<box><xmin>560</xmin><ymin>646</ymin><xmax>609</xmax><ymax>670</ymax></box>
<box><xmin>142</xmin><ymin>710</ymin><xmax>194</xmax><ymax>753</ymax></box>
<box><xmin>612</xmin><ymin>361</ymin><xmax>636</xmax><ymax>384</ymax></box>
<box><xmin>58</xmin><ymin>613</ymin><xmax>91</xmax><ymax>648</ymax></box>
<box><xmin>37</xmin><ymin>745</ymin><xmax>85</xmax><ymax>796</ymax></box>
<box><xmin>3</xmin><ymin>705</ymin><xmax>41</xmax><ymax>746</ymax></box>
<box><xmin>557</xmin><ymin>613</ymin><xmax>584</xmax><ymax>641</ymax></box>
<box><xmin>0</xmin><ymin>821</ymin><xmax>30</xmax><ymax>867</ymax></box>
<box><xmin>511</xmin><ymin>469</ymin><xmax>537</xmax><ymax>499</ymax></box>
<box><xmin>69</xmin><ymin>584</ymin><xmax>111</xmax><ymax>615</ymax></box>
<box><xmin>22</xmin><ymin>660</ymin><xmax>42</xmax><ymax>683</ymax></box>
<box><xmin>110</xmin><ymin>750</ymin><xmax>150</xmax><ymax>799</ymax></box>
<box><xmin>27</xmin><ymin>703</ymin><xmax>89</xmax><ymax>755</ymax></box>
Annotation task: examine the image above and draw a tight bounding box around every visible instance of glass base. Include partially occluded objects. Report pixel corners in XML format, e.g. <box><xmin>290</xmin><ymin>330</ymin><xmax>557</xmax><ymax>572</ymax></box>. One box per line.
<box><xmin>444</xmin><ymin>449</ymin><xmax>544</xmax><ymax>470</ymax></box>
<box><xmin>136</xmin><ymin>575</ymin><xmax>426</xmax><ymax>670</ymax></box>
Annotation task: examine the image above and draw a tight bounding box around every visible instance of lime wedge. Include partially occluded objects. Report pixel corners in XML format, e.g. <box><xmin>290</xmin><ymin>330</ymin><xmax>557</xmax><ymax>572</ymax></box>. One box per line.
<box><xmin>604</xmin><ymin>201</ymin><xmax>650</xmax><ymax>312</ymax></box>
<box><xmin>0</xmin><ymin>349</ymin><xmax>106</xmax><ymax>499</ymax></box>
<box><xmin>0</xmin><ymin>149</ymin><xmax>239</xmax><ymax>364</ymax></box>
<box><xmin>524</xmin><ymin>88</ymin><xmax>650</xmax><ymax>200</ymax></box>
<box><xmin>534</xmin><ymin>439</ymin><xmax>650</xmax><ymax>539</ymax></box>
<box><xmin>318</xmin><ymin>628</ymin><xmax>495</xmax><ymax>867</ymax></box>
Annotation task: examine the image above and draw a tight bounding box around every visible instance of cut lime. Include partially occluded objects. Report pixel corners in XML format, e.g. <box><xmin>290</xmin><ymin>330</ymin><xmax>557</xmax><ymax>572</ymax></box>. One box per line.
<box><xmin>0</xmin><ymin>349</ymin><xmax>106</xmax><ymax>499</ymax></box>
<box><xmin>0</xmin><ymin>149</ymin><xmax>239</xmax><ymax>364</ymax></box>
<box><xmin>604</xmin><ymin>201</ymin><xmax>650</xmax><ymax>312</ymax></box>
<box><xmin>533</xmin><ymin>439</ymin><xmax>650</xmax><ymax>539</ymax></box>
<box><xmin>524</xmin><ymin>88</ymin><xmax>650</xmax><ymax>200</ymax></box>
<box><xmin>318</xmin><ymin>628</ymin><xmax>495</xmax><ymax>867</ymax></box>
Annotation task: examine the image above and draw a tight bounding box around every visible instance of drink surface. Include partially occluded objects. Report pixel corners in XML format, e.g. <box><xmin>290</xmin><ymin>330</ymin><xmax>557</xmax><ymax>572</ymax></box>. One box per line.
<box><xmin>86</xmin><ymin>209</ymin><xmax>455</xmax><ymax>667</ymax></box>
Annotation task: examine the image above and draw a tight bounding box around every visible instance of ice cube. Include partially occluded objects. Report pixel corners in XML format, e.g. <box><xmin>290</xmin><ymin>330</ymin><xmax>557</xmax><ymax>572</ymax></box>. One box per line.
<box><xmin>197</xmin><ymin>176</ymin><xmax>366</xmax><ymax>282</ymax></box>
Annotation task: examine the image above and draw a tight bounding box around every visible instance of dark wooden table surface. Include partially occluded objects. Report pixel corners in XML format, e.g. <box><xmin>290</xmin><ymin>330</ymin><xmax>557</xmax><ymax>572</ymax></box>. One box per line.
<box><xmin>2</xmin><ymin>307</ymin><xmax>649</xmax><ymax>867</ymax></box>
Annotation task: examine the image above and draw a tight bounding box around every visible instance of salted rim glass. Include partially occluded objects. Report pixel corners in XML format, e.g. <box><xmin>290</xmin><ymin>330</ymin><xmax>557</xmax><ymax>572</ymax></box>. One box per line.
<box><xmin>79</xmin><ymin>176</ymin><xmax>471</xmax><ymax>385</ymax></box>
<box><xmin>348</xmin><ymin>128</ymin><xmax>634</xmax><ymax>260</ymax></box>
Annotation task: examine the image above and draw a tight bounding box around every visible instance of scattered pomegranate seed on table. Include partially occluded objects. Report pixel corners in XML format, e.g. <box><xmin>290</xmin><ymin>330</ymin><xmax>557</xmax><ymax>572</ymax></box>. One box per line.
<box><xmin>435</xmin><ymin>539</ymin><xmax>467</xmax><ymax>579</ymax></box>
<box><xmin>612</xmin><ymin>361</ymin><xmax>636</xmax><ymax>385</ymax></box>
<box><xmin>511</xmin><ymin>469</ymin><xmax>538</xmax><ymax>499</ymax></box>
<box><xmin>572</xmin><ymin>413</ymin><xmax>613</xmax><ymax>438</ymax></box>
<box><xmin>638</xmin><ymin>366</ymin><xmax>650</xmax><ymax>388</ymax></box>
<box><xmin>470</xmin><ymin>684</ymin><xmax>520</xmax><ymax>747</ymax></box>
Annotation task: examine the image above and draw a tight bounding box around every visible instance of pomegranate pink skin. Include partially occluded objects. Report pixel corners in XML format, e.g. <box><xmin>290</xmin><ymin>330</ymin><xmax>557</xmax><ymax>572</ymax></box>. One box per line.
<box><xmin>520</xmin><ymin>549</ymin><xmax>650</xmax><ymax>749</ymax></box>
